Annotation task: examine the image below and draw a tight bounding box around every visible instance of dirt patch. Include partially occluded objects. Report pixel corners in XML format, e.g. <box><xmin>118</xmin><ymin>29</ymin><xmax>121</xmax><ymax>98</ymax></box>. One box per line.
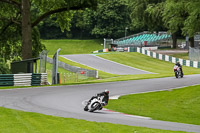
<box><xmin>152</xmin><ymin>49</ymin><xmax>188</xmax><ymax>55</ymax></box>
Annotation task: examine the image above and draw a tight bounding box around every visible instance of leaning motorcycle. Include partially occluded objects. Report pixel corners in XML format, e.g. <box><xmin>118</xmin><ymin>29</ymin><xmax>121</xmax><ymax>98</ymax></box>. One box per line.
<box><xmin>173</xmin><ymin>65</ymin><xmax>183</xmax><ymax>78</ymax></box>
<box><xmin>84</xmin><ymin>95</ymin><xmax>104</xmax><ymax>112</ymax></box>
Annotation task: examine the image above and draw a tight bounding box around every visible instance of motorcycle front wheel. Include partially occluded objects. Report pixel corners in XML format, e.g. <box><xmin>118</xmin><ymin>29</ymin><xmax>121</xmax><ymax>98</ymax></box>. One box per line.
<box><xmin>89</xmin><ymin>102</ymin><xmax>100</xmax><ymax>112</ymax></box>
<box><xmin>175</xmin><ymin>72</ymin><xmax>178</xmax><ymax>78</ymax></box>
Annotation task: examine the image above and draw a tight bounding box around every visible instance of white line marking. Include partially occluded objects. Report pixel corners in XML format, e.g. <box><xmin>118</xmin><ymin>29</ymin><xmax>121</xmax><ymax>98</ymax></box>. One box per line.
<box><xmin>110</xmin><ymin>83</ymin><xmax>200</xmax><ymax>100</ymax></box>
<box><xmin>124</xmin><ymin>114</ymin><xmax>152</xmax><ymax>120</ymax></box>
<box><xmin>60</xmin><ymin>55</ymin><xmax>109</xmax><ymax>74</ymax></box>
<box><xmin>93</xmin><ymin>54</ymin><xmax>154</xmax><ymax>74</ymax></box>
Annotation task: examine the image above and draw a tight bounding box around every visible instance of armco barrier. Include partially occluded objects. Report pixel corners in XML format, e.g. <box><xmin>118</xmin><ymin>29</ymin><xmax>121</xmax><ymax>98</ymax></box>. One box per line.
<box><xmin>41</xmin><ymin>73</ymin><xmax>48</xmax><ymax>85</ymax></box>
<box><xmin>136</xmin><ymin>47</ymin><xmax>200</xmax><ymax>68</ymax></box>
<box><xmin>0</xmin><ymin>73</ymin><xmax>48</xmax><ymax>86</ymax></box>
<box><xmin>32</xmin><ymin>73</ymin><xmax>41</xmax><ymax>86</ymax></box>
<box><xmin>0</xmin><ymin>74</ymin><xmax>14</xmax><ymax>86</ymax></box>
<box><xmin>93</xmin><ymin>48</ymin><xmax>108</xmax><ymax>53</ymax></box>
<box><xmin>14</xmin><ymin>73</ymin><xmax>32</xmax><ymax>86</ymax></box>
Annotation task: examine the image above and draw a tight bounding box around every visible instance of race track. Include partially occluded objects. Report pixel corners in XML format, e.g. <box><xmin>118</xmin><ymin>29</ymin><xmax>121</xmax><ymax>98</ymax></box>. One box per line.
<box><xmin>61</xmin><ymin>54</ymin><xmax>153</xmax><ymax>75</ymax></box>
<box><xmin>0</xmin><ymin>75</ymin><xmax>200</xmax><ymax>132</ymax></box>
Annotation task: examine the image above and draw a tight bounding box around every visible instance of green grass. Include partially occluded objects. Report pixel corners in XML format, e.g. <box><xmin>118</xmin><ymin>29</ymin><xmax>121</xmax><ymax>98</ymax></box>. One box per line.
<box><xmin>42</xmin><ymin>39</ymin><xmax>103</xmax><ymax>55</ymax></box>
<box><xmin>50</xmin><ymin>52</ymin><xmax>200</xmax><ymax>85</ymax></box>
<box><xmin>170</xmin><ymin>53</ymin><xmax>189</xmax><ymax>60</ymax></box>
<box><xmin>106</xmin><ymin>85</ymin><xmax>200</xmax><ymax>125</ymax></box>
<box><xmin>98</xmin><ymin>52</ymin><xmax>200</xmax><ymax>75</ymax></box>
<box><xmin>0</xmin><ymin>107</ymin><xmax>187</xmax><ymax>133</ymax></box>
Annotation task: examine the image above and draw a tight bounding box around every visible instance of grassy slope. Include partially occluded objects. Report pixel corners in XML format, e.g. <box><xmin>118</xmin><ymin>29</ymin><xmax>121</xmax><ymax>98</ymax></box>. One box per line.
<box><xmin>106</xmin><ymin>85</ymin><xmax>200</xmax><ymax>125</ymax></box>
<box><xmin>98</xmin><ymin>52</ymin><xmax>200</xmax><ymax>75</ymax></box>
<box><xmin>0</xmin><ymin>107</ymin><xmax>187</xmax><ymax>133</ymax></box>
<box><xmin>42</xmin><ymin>39</ymin><xmax>103</xmax><ymax>55</ymax></box>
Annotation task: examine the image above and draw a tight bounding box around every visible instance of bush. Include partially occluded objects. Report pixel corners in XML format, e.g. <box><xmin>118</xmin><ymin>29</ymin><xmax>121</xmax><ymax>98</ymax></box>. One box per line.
<box><xmin>0</xmin><ymin>59</ymin><xmax>10</xmax><ymax>74</ymax></box>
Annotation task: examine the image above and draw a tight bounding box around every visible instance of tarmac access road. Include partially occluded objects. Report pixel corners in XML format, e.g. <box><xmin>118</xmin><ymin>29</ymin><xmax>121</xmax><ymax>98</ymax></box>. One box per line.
<box><xmin>0</xmin><ymin>75</ymin><xmax>200</xmax><ymax>132</ymax></box>
<box><xmin>61</xmin><ymin>54</ymin><xmax>153</xmax><ymax>75</ymax></box>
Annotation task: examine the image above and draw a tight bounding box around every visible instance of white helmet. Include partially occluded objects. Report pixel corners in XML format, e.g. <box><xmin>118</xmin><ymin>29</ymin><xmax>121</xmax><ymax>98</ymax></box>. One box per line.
<box><xmin>105</xmin><ymin>89</ymin><xmax>109</xmax><ymax>94</ymax></box>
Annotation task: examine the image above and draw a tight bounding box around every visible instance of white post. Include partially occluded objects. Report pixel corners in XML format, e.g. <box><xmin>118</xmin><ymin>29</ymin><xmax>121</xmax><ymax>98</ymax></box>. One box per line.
<box><xmin>104</xmin><ymin>38</ymin><xmax>106</xmax><ymax>49</ymax></box>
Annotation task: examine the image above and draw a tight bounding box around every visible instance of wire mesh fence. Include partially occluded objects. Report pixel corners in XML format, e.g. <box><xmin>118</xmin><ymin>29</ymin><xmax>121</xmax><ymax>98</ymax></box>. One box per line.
<box><xmin>46</xmin><ymin>69</ymin><xmax>90</xmax><ymax>84</ymax></box>
<box><xmin>46</xmin><ymin>56</ymin><xmax>98</xmax><ymax>78</ymax></box>
<box><xmin>189</xmin><ymin>47</ymin><xmax>200</xmax><ymax>61</ymax></box>
<box><xmin>39</xmin><ymin>50</ymin><xmax>48</xmax><ymax>73</ymax></box>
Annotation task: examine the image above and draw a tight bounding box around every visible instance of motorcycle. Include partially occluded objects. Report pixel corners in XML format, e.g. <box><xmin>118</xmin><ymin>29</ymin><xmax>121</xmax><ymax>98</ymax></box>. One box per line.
<box><xmin>173</xmin><ymin>65</ymin><xmax>183</xmax><ymax>78</ymax></box>
<box><xmin>84</xmin><ymin>95</ymin><xmax>105</xmax><ymax>112</ymax></box>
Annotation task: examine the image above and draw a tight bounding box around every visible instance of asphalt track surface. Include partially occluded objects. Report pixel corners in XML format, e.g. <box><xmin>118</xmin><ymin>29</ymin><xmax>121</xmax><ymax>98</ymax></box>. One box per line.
<box><xmin>61</xmin><ymin>54</ymin><xmax>153</xmax><ymax>75</ymax></box>
<box><xmin>0</xmin><ymin>75</ymin><xmax>200</xmax><ymax>132</ymax></box>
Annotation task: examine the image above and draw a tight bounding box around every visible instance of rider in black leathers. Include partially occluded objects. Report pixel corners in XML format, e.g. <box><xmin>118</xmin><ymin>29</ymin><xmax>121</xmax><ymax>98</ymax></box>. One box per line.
<box><xmin>175</xmin><ymin>61</ymin><xmax>183</xmax><ymax>76</ymax></box>
<box><xmin>84</xmin><ymin>90</ymin><xmax>109</xmax><ymax>111</ymax></box>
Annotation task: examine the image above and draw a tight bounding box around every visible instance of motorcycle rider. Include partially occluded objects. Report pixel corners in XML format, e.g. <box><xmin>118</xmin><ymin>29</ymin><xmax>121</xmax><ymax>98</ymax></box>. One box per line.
<box><xmin>175</xmin><ymin>61</ymin><xmax>183</xmax><ymax>77</ymax></box>
<box><xmin>84</xmin><ymin>90</ymin><xmax>109</xmax><ymax>111</ymax></box>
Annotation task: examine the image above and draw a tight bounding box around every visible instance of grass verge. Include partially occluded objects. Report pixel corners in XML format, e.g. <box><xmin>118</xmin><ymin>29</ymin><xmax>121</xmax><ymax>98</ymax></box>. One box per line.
<box><xmin>170</xmin><ymin>53</ymin><xmax>189</xmax><ymax>60</ymax></box>
<box><xmin>0</xmin><ymin>107</ymin><xmax>187</xmax><ymax>133</ymax></box>
<box><xmin>98</xmin><ymin>52</ymin><xmax>200</xmax><ymax>75</ymax></box>
<box><xmin>106</xmin><ymin>85</ymin><xmax>200</xmax><ymax>125</ymax></box>
<box><xmin>42</xmin><ymin>39</ymin><xmax>103</xmax><ymax>55</ymax></box>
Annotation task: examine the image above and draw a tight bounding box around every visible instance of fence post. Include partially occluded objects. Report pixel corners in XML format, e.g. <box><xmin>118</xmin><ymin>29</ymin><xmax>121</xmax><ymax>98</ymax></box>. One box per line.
<box><xmin>52</xmin><ymin>48</ymin><xmax>61</xmax><ymax>84</ymax></box>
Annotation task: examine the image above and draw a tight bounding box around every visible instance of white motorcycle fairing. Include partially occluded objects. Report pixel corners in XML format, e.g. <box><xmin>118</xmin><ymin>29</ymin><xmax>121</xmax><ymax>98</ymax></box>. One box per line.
<box><xmin>86</xmin><ymin>96</ymin><xmax>104</xmax><ymax>112</ymax></box>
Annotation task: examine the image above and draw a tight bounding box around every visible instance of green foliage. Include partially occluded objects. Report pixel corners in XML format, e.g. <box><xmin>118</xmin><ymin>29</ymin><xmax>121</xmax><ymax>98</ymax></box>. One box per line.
<box><xmin>161</xmin><ymin>0</ymin><xmax>200</xmax><ymax>37</ymax></box>
<box><xmin>0</xmin><ymin>59</ymin><xmax>10</xmax><ymax>74</ymax></box>
<box><xmin>0</xmin><ymin>0</ymin><xmax>98</xmax><ymax>61</ymax></box>
<box><xmin>32</xmin><ymin>27</ymin><xmax>46</xmax><ymax>58</ymax></box>
<box><xmin>38</xmin><ymin>18</ymin><xmax>67</xmax><ymax>39</ymax></box>
<box><xmin>92</xmin><ymin>0</ymin><xmax>130</xmax><ymax>38</ymax></box>
<box><xmin>129</xmin><ymin>0</ymin><xmax>166</xmax><ymax>32</ymax></box>
<box><xmin>162</xmin><ymin>0</ymin><xmax>186</xmax><ymax>34</ymax></box>
<box><xmin>70</xmin><ymin>9</ymin><xmax>95</xmax><ymax>39</ymax></box>
<box><xmin>106</xmin><ymin>85</ymin><xmax>200</xmax><ymax>125</ymax></box>
<box><xmin>39</xmin><ymin>0</ymin><xmax>131</xmax><ymax>39</ymax></box>
<box><xmin>182</xmin><ymin>1</ymin><xmax>200</xmax><ymax>37</ymax></box>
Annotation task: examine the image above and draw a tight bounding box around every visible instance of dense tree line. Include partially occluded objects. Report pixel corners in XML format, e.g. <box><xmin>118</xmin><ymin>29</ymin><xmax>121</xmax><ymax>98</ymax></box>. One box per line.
<box><xmin>40</xmin><ymin>0</ymin><xmax>131</xmax><ymax>39</ymax></box>
<box><xmin>1</xmin><ymin>0</ymin><xmax>200</xmax><ymax>63</ymax></box>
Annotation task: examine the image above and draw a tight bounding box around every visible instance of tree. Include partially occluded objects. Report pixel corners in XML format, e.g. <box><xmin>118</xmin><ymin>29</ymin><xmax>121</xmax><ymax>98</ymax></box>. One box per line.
<box><xmin>91</xmin><ymin>0</ymin><xmax>130</xmax><ymax>38</ymax></box>
<box><xmin>162</xmin><ymin>0</ymin><xmax>200</xmax><ymax>47</ymax></box>
<box><xmin>70</xmin><ymin>9</ymin><xmax>95</xmax><ymax>39</ymax></box>
<box><xmin>182</xmin><ymin>1</ymin><xmax>200</xmax><ymax>47</ymax></box>
<box><xmin>162</xmin><ymin>0</ymin><xmax>187</xmax><ymax>48</ymax></box>
<box><xmin>0</xmin><ymin>0</ymin><xmax>98</xmax><ymax>60</ymax></box>
<box><xmin>129</xmin><ymin>0</ymin><xmax>166</xmax><ymax>32</ymax></box>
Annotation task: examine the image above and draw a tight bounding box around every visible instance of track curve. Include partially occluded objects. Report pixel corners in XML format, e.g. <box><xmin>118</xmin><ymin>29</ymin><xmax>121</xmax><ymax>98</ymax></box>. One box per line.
<box><xmin>0</xmin><ymin>75</ymin><xmax>200</xmax><ymax>132</ymax></box>
<box><xmin>61</xmin><ymin>54</ymin><xmax>153</xmax><ymax>75</ymax></box>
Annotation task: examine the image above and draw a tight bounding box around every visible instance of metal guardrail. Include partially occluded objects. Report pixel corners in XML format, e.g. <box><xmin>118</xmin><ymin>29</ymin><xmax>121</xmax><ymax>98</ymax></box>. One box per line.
<box><xmin>0</xmin><ymin>74</ymin><xmax>14</xmax><ymax>86</ymax></box>
<box><xmin>0</xmin><ymin>73</ymin><xmax>48</xmax><ymax>86</ymax></box>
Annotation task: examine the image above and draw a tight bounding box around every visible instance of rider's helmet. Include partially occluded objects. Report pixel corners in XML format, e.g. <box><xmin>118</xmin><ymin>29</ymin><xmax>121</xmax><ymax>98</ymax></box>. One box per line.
<box><xmin>105</xmin><ymin>89</ymin><xmax>109</xmax><ymax>94</ymax></box>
